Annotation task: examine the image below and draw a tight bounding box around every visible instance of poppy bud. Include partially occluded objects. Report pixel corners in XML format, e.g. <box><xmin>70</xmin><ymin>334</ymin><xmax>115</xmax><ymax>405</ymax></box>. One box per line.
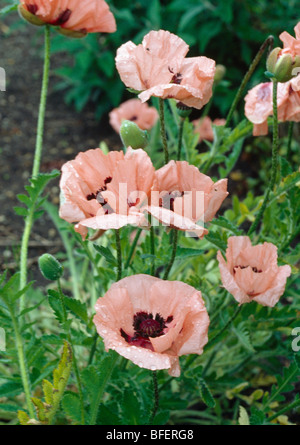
<box><xmin>120</xmin><ymin>120</ymin><xmax>148</xmax><ymax>149</ymax></box>
<box><xmin>38</xmin><ymin>254</ymin><xmax>64</xmax><ymax>281</ymax></box>
<box><xmin>266</xmin><ymin>47</ymin><xmax>300</xmax><ymax>83</ymax></box>
<box><xmin>18</xmin><ymin>5</ymin><xmax>45</xmax><ymax>26</ymax></box>
<box><xmin>176</xmin><ymin>102</ymin><xmax>192</xmax><ymax>118</ymax></box>
<box><xmin>214</xmin><ymin>64</ymin><xmax>226</xmax><ymax>84</ymax></box>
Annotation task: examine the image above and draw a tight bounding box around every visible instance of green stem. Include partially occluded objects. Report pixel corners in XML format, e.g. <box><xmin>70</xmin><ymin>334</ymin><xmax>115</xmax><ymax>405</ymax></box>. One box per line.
<box><xmin>159</xmin><ymin>98</ymin><xmax>169</xmax><ymax>164</ymax></box>
<box><xmin>150</xmin><ymin>226</ymin><xmax>156</xmax><ymax>276</ymax></box>
<box><xmin>19</xmin><ymin>26</ymin><xmax>51</xmax><ymax>312</ymax></box>
<box><xmin>115</xmin><ymin>229</ymin><xmax>122</xmax><ymax>281</ymax></box>
<box><xmin>183</xmin><ymin>303</ymin><xmax>243</xmax><ymax>373</ymax></box>
<box><xmin>286</xmin><ymin>121</ymin><xmax>294</xmax><ymax>159</ymax></box>
<box><xmin>177</xmin><ymin>118</ymin><xmax>185</xmax><ymax>161</ymax></box>
<box><xmin>149</xmin><ymin>371</ymin><xmax>159</xmax><ymax>424</ymax></box>
<box><xmin>10</xmin><ymin>310</ymin><xmax>35</xmax><ymax>419</ymax></box>
<box><xmin>207</xmin><ymin>304</ymin><xmax>243</xmax><ymax>350</ymax></box>
<box><xmin>125</xmin><ymin>228</ymin><xmax>142</xmax><ymax>269</ymax></box>
<box><xmin>32</xmin><ymin>25</ymin><xmax>51</xmax><ymax>178</ymax></box>
<box><xmin>268</xmin><ymin>398</ymin><xmax>300</xmax><ymax>422</ymax></box>
<box><xmin>163</xmin><ymin>229</ymin><xmax>178</xmax><ymax>280</ymax></box>
<box><xmin>248</xmin><ymin>79</ymin><xmax>279</xmax><ymax>236</ymax></box>
<box><xmin>225</xmin><ymin>35</ymin><xmax>274</xmax><ymax>127</ymax></box>
<box><xmin>57</xmin><ymin>280</ymin><xmax>85</xmax><ymax>425</ymax></box>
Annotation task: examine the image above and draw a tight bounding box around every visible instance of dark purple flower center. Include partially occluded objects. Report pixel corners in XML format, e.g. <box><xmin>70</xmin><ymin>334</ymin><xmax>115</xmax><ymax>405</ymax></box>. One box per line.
<box><xmin>86</xmin><ymin>177</ymin><xmax>113</xmax><ymax>214</ymax></box>
<box><xmin>51</xmin><ymin>9</ymin><xmax>72</xmax><ymax>26</ymax></box>
<box><xmin>233</xmin><ymin>265</ymin><xmax>263</xmax><ymax>274</ymax></box>
<box><xmin>120</xmin><ymin>311</ymin><xmax>173</xmax><ymax>350</ymax></box>
<box><xmin>159</xmin><ymin>191</ymin><xmax>184</xmax><ymax>212</ymax></box>
<box><xmin>168</xmin><ymin>67</ymin><xmax>183</xmax><ymax>85</ymax></box>
<box><xmin>26</xmin><ymin>3</ymin><xmax>38</xmax><ymax>14</ymax></box>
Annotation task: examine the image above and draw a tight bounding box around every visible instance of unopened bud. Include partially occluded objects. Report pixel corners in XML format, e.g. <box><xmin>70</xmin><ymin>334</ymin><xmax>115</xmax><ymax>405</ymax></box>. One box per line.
<box><xmin>266</xmin><ymin>47</ymin><xmax>300</xmax><ymax>83</ymax></box>
<box><xmin>18</xmin><ymin>5</ymin><xmax>45</xmax><ymax>27</ymax></box>
<box><xmin>176</xmin><ymin>102</ymin><xmax>192</xmax><ymax>118</ymax></box>
<box><xmin>214</xmin><ymin>64</ymin><xmax>226</xmax><ymax>84</ymax></box>
<box><xmin>38</xmin><ymin>254</ymin><xmax>64</xmax><ymax>281</ymax></box>
<box><xmin>120</xmin><ymin>120</ymin><xmax>148</xmax><ymax>149</ymax></box>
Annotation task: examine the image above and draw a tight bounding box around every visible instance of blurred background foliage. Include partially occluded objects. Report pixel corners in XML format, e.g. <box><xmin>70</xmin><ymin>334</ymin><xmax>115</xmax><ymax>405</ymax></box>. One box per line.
<box><xmin>49</xmin><ymin>0</ymin><xmax>299</xmax><ymax>119</ymax></box>
<box><xmin>2</xmin><ymin>0</ymin><xmax>298</xmax><ymax>121</ymax></box>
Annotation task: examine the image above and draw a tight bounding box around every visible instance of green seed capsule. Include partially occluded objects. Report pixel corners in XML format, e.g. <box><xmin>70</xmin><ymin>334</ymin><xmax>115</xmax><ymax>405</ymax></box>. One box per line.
<box><xmin>38</xmin><ymin>254</ymin><xmax>64</xmax><ymax>281</ymax></box>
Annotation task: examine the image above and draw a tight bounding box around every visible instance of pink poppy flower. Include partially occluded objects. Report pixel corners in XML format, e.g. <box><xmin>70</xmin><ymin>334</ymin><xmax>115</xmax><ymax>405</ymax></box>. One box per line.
<box><xmin>59</xmin><ymin>148</ymin><xmax>155</xmax><ymax>238</ymax></box>
<box><xmin>116</xmin><ymin>30</ymin><xmax>216</xmax><ymax>110</ymax></box>
<box><xmin>279</xmin><ymin>22</ymin><xmax>300</xmax><ymax>58</ymax></box>
<box><xmin>147</xmin><ymin>161</ymin><xmax>228</xmax><ymax>237</ymax></box>
<box><xmin>109</xmin><ymin>99</ymin><xmax>159</xmax><ymax>133</ymax></box>
<box><xmin>193</xmin><ymin>116</ymin><xmax>226</xmax><ymax>143</ymax></box>
<box><xmin>19</xmin><ymin>0</ymin><xmax>116</xmax><ymax>34</ymax></box>
<box><xmin>217</xmin><ymin>236</ymin><xmax>291</xmax><ymax>307</ymax></box>
<box><xmin>93</xmin><ymin>274</ymin><xmax>210</xmax><ymax>376</ymax></box>
<box><xmin>244</xmin><ymin>77</ymin><xmax>300</xmax><ymax>135</ymax></box>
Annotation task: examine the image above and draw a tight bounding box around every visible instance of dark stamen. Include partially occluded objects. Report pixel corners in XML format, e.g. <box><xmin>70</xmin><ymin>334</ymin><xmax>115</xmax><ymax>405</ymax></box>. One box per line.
<box><xmin>51</xmin><ymin>8</ymin><xmax>72</xmax><ymax>26</ymax></box>
<box><xmin>233</xmin><ymin>265</ymin><xmax>263</xmax><ymax>274</ymax></box>
<box><xmin>121</xmin><ymin>311</ymin><xmax>173</xmax><ymax>349</ymax></box>
<box><xmin>26</xmin><ymin>3</ymin><xmax>38</xmax><ymax>14</ymax></box>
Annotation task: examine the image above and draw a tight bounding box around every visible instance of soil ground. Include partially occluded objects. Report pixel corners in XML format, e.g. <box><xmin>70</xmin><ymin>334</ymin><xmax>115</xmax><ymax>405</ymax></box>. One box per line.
<box><xmin>0</xmin><ymin>14</ymin><xmax>120</xmax><ymax>282</ymax></box>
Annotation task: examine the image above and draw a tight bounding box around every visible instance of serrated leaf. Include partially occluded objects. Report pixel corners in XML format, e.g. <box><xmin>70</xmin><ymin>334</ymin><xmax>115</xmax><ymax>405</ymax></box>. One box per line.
<box><xmin>42</xmin><ymin>380</ymin><xmax>54</xmax><ymax>405</ymax></box>
<box><xmin>93</xmin><ymin>245</ymin><xmax>118</xmax><ymax>267</ymax></box>
<box><xmin>198</xmin><ymin>378</ymin><xmax>216</xmax><ymax>408</ymax></box>
<box><xmin>62</xmin><ymin>393</ymin><xmax>82</xmax><ymax>424</ymax></box>
<box><xmin>18</xmin><ymin>410</ymin><xmax>30</xmax><ymax>425</ymax></box>
<box><xmin>48</xmin><ymin>290</ymin><xmax>65</xmax><ymax>324</ymax></box>
<box><xmin>63</xmin><ymin>297</ymin><xmax>88</xmax><ymax>324</ymax></box>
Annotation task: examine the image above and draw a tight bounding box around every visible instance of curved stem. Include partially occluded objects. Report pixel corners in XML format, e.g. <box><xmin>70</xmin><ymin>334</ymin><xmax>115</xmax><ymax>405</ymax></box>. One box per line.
<box><xmin>163</xmin><ymin>229</ymin><xmax>178</xmax><ymax>280</ymax></box>
<box><xmin>149</xmin><ymin>370</ymin><xmax>159</xmax><ymax>424</ymax></box>
<box><xmin>115</xmin><ymin>229</ymin><xmax>122</xmax><ymax>281</ymax></box>
<box><xmin>10</xmin><ymin>310</ymin><xmax>35</xmax><ymax>419</ymax></box>
<box><xmin>225</xmin><ymin>35</ymin><xmax>274</xmax><ymax>127</ymax></box>
<box><xmin>248</xmin><ymin>79</ymin><xmax>279</xmax><ymax>236</ymax></box>
<box><xmin>206</xmin><ymin>304</ymin><xmax>243</xmax><ymax>351</ymax></box>
<box><xmin>177</xmin><ymin>118</ymin><xmax>184</xmax><ymax>161</ymax></box>
<box><xmin>19</xmin><ymin>26</ymin><xmax>51</xmax><ymax>312</ymax></box>
<box><xmin>159</xmin><ymin>98</ymin><xmax>169</xmax><ymax>164</ymax></box>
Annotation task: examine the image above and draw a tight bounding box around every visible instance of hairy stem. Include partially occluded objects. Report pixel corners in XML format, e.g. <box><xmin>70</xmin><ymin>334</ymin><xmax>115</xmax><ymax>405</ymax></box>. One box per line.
<box><xmin>150</xmin><ymin>226</ymin><xmax>156</xmax><ymax>276</ymax></box>
<box><xmin>115</xmin><ymin>229</ymin><xmax>122</xmax><ymax>281</ymax></box>
<box><xmin>10</xmin><ymin>310</ymin><xmax>35</xmax><ymax>419</ymax></box>
<box><xmin>177</xmin><ymin>118</ymin><xmax>185</xmax><ymax>161</ymax></box>
<box><xmin>248</xmin><ymin>79</ymin><xmax>279</xmax><ymax>236</ymax></box>
<box><xmin>149</xmin><ymin>370</ymin><xmax>159</xmax><ymax>424</ymax></box>
<box><xmin>225</xmin><ymin>35</ymin><xmax>274</xmax><ymax>127</ymax></box>
<box><xmin>159</xmin><ymin>98</ymin><xmax>169</xmax><ymax>164</ymax></box>
<box><xmin>19</xmin><ymin>26</ymin><xmax>51</xmax><ymax>311</ymax></box>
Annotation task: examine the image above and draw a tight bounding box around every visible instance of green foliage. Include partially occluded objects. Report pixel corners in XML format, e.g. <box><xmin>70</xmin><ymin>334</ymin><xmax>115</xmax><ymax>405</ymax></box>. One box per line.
<box><xmin>39</xmin><ymin>0</ymin><xmax>298</xmax><ymax>120</ymax></box>
<box><xmin>18</xmin><ymin>341</ymin><xmax>72</xmax><ymax>425</ymax></box>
